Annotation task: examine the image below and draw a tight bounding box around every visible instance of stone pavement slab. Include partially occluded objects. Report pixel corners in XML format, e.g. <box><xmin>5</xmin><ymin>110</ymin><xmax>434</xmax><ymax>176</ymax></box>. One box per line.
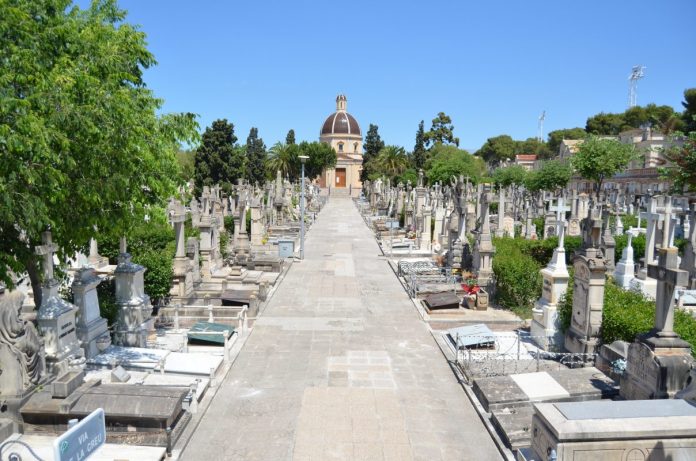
<box><xmin>181</xmin><ymin>196</ymin><xmax>501</xmax><ymax>460</ymax></box>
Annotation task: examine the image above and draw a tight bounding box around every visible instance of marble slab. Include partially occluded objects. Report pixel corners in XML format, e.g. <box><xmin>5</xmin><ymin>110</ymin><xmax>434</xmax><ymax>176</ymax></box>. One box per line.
<box><xmin>87</xmin><ymin>345</ymin><xmax>169</xmax><ymax>371</ymax></box>
<box><xmin>510</xmin><ymin>372</ymin><xmax>570</xmax><ymax>401</ymax></box>
<box><xmin>163</xmin><ymin>352</ymin><xmax>224</xmax><ymax>377</ymax></box>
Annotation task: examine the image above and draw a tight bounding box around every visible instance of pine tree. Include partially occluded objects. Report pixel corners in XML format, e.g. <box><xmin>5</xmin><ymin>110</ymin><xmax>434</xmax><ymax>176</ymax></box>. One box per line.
<box><xmin>194</xmin><ymin>119</ymin><xmax>243</xmax><ymax>194</ymax></box>
<box><xmin>412</xmin><ymin>120</ymin><xmax>426</xmax><ymax>170</ymax></box>
<box><xmin>286</xmin><ymin>129</ymin><xmax>296</xmax><ymax>145</ymax></box>
<box><xmin>245</xmin><ymin>127</ymin><xmax>267</xmax><ymax>185</ymax></box>
<box><xmin>424</xmin><ymin>112</ymin><xmax>459</xmax><ymax>147</ymax></box>
<box><xmin>361</xmin><ymin>124</ymin><xmax>385</xmax><ymax>182</ymax></box>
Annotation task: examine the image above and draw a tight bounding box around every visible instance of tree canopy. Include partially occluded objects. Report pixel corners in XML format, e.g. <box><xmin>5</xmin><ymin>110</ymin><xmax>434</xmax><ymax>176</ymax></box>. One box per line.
<box><xmin>525</xmin><ymin>160</ymin><xmax>572</xmax><ymax>193</ymax></box>
<box><xmin>547</xmin><ymin>128</ymin><xmax>587</xmax><ymax>155</ymax></box>
<box><xmin>361</xmin><ymin>124</ymin><xmax>385</xmax><ymax>182</ymax></box>
<box><xmin>425</xmin><ymin>145</ymin><xmax>485</xmax><ymax>185</ymax></box>
<box><xmin>491</xmin><ymin>165</ymin><xmax>528</xmax><ymax>190</ymax></box>
<box><xmin>570</xmin><ymin>136</ymin><xmax>637</xmax><ymax>195</ymax></box>
<box><xmin>424</xmin><ymin>112</ymin><xmax>459</xmax><ymax>147</ymax></box>
<box><xmin>299</xmin><ymin>142</ymin><xmax>337</xmax><ymax>180</ymax></box>
<box><xmin>0</xmin><ymin>0</ymin><xmax>198</xmax><ymax>298</ymax></box>
<box><xmin>662</xmin><ymin>133</ymin><xmax>696</xmax><ymax>193</ymax></box>
<box><xmin>682</xmin><ymin>88</ymin><xmax>696</xmax><ymax>134</ymax></box>
<box><xmin>194</xmin><ymin>119</ymin><xmax>244</xmax><ymax>194</ymax></box>
<box><xmin>367</xmin><ymin>146</ymin><xmax>410</xmax><ymax>182</ymax></box>
<box><xmin>245</xmin><ymin>127</ymin><xmax>267</xmax><ymax>185</ymax></box>
<box><xmin>412</xmin><ymin>120</ymin><xmax>427</xmax><ymax>170</ymax></box>
<box><xmin>476</xmin><ymin>135</ymin><xmax>517</xmax><ymax>166</ymax></box>
<box><xmin>266</xmin><ymin>142</ymin><xmax>300</xmax><ymax>181</ymax></box>
<box><xmin>285</xmin><ymin>129</ymin><xmax>296</xmax><ymax>145</ymax></box>
<box><xmin>586</xmin><ymin>104</ymin><xmax>684</xmax><ymax>135</ymax></box>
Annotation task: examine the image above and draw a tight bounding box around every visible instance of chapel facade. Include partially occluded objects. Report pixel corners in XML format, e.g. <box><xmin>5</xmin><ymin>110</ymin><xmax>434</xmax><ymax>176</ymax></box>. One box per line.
<box><xmin>319</xmin><ymin>95</ymin><xmax>363</xmax><ymax>194</ymax></box>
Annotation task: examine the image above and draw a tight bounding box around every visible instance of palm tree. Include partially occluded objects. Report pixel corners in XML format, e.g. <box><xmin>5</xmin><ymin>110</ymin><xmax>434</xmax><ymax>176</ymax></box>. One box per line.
<box><xmin>370</xmin><ymin>145</ymin><xmax>409</xmax><ymax>180</ymax></box>
<box><xmin>266</xmin><ymin>142</ymin><xmax>299</xmax><ymax>181</ymax></box>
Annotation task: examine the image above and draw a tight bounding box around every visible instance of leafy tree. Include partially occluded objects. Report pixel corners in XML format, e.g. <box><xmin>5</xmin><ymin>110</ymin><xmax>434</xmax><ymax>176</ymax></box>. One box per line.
<box><xmin>682</xmin><ymin>88</ymin><xmax>696</xmax><ymax>134</ymax></box>
<box><xmin>547</xmin><ymin>128</ymin><xmax>587</xmax><ymax>154</ymax></box>
<box><xmin>424</xmin><ymin>112</ymin><xmax>459</xmax><ymax>147</ymax></box>
<box><xmin>285</xmin><ymin>129</ymin><xmax>296</xmax><ymax>145</ymax></box>
<box><xmin>298</xmin><ymin>141</ymin><xmax>337</xmax><ymax>180</ymax></box>
<box><xmin>570</xmin><ymin>136</ymin><xmax>637</xmax><ymax>198</ymax></box>
<box><xmin>0</xmin><ymin>0</ymin><xmax>198</xmax><ymax>304</ymax></box>
<box><xmin>266</xmin><ymin>142</ymin><xmax>300</xmax><ymax>181</ymax></box>
<box><xmin>661</xmin><ymin>133</ymin><xmax>696</xmax><ymax>193</ymax></box>
<box><xmin>585</xmin><ymin>112</ymin><xmax>626</xmax><ymax>135</ymax></box>
<box><xmin>367</xmin><ymin>146</ymin><xmax>410</xmax><ymax>182</ymax></box>
<box><xmin>194</xmin><ymin>119</ymin><xmax>243</xmax><ymax>194</ymax></box>
<box><xmin>515</xmin><ymin>137</ymin><xmax>553</xmax><ymax>160</ymax></box>
<box><xmin>396</xmin><ymin>168</ymin><xmax>418</xmax><ymax>186</ymax></box>
<box><xmin>361</xmin><ymin>124</ymin><xmax>385</xmax><ymax>182</ymax></box>
<box><xmin>425</xmin><ymin>145</ymin><xmax>486</xmax><ymax>185</ymax></box>
<box><xmin>176</xmin><ymin>149</ymin><xmax>195</xmax><ymax>181</ymax></box>
<box><xmin>412</xmin><ymin>120</ymin><xmax>427</xmax><ymax>169</ymax></box>
<box><xmin>525</xmin><ymin>160</ymin><xmax>572</xmax><ymax>193</ymax></box>
<box><xmin>245</xmin><ymin>127</ymin><xmax>267</xmax><ymax>185</ymax></box>
<box><xmin>492</xmin><ymin>165</ymin><xmax>527</xmax><ymax>190</ymax></box>
<box><xmin>476</xmin><ymin>135</ymin><xmax>517</xmax><ymax>166</ymax></box>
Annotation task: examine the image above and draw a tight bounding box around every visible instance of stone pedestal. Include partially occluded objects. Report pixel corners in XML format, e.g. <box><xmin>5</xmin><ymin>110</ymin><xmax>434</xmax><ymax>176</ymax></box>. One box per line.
<box><xmin>113</xmin><ymin>252</ymin><xmax>152</xmax><ymax>348</ymax></box>
<box><xmin>37</xmin><ymin>281</ymin><xmax>84</xmax><ymax>374</ymax></box>
<box><xmin>72</xmin><ymin>268</ymin><xmax>110</xmax><ymax>359</ymax></box>
<box><xmin>531</xmin><ymin>255</ymin><xmax>569</xmax><ymax>351</ymax></box>
<box><xmin>614</xmin><ymin>232</ymin><xmax>636</xmax><ymax>289</ymax></box>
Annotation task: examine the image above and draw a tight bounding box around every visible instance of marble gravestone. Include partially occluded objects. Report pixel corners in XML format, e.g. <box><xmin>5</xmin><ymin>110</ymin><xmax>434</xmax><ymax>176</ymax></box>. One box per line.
<box><xmin>112</xmin><ymin>238</ymin><xmax>152</xmax><ymax>348</ymax></box>
<box><xmin>531</xmin><ymin>198</ymin><xmax>570</xmax><ymax>350</ymax></box>
<box><xmin>518</xmin><ymin>400</ymin><xmax>696</xmax><ymax>461</ymax></box>
<box><xmin>71</xmin><ymin>267</ymin><xmax>111</xmax><ymax>359</ymax></box>
<box><xmin>620</xmin><ymin>247</ymin><xmax>694</xmax><ymax>400</ymax></box>
<box><xmin>614</xmin><ymin>230</ymin><xmax>636</xmax><ymax>289</ymax></box>
<box><xmin>35</xmin><ymin>231</ymin><xmax>84</xmax><ymax>373</ymax></box>
<box><xmin>168</xmin><ymin>199</ymin><xmax>195</xmax><ymax>300</ymax></box>
<box><xmin>0</xmin><ymin>288</ymin><xmax>46</xmax><ymax>398</ymax></box>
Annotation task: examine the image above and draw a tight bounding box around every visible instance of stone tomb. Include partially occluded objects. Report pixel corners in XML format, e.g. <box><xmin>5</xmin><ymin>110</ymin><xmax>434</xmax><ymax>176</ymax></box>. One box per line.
<box><xmin>72</xmin><ymin>267</ymin><xmax>111</xmax><ymax>359</ymax></box>
<box><xmin>518</xmin><ymin>400</ymin><xmax>696</xmax><ymax>461</ymax></box>
<box><xmin>473</xmin><ymin>368</ymin><xmax>618</xmax><ymax>450</ymax></box>
<box><xmin>422</xmin><ymin>292</ymin><xmax>461</xmax><ymax>311</ymax></box>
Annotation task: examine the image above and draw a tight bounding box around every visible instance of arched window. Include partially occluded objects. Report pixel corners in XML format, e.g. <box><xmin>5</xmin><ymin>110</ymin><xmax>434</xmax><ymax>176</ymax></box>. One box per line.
<box><xmin>354</xmin><ymin>142</ymin><xmax>358</xmax><ymax>153</ymax></box>
<box><xmin>338</xmin><ymin>143</ymin><xmax>344</xmax><ymax>152</ymax></box>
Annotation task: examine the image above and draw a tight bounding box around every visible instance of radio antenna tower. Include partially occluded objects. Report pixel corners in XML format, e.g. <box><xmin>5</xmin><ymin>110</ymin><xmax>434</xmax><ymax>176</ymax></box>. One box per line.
<box><xmin>537</xmin><ymin>110</ymin><xmax>546</xmax><ymax>142</ymax></box>
<box><xmin>628</xmin><ymin>65</ymin><xmax>645</xmax><ymax>108</ymax></box>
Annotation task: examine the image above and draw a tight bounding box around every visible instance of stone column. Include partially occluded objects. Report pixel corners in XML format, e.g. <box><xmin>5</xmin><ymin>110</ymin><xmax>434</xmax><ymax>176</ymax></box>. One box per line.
<box><xmin>72</xmin><ymin>268</ymin><xmax>110</xmax><ymax>359</ymax></box>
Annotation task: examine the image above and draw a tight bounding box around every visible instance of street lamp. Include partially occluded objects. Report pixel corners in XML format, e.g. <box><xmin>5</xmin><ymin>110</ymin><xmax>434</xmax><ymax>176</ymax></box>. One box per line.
<box><xmin>299</xmin><ymin>155</ymin><xmax>309</xmax><ymax>260</ymax></box>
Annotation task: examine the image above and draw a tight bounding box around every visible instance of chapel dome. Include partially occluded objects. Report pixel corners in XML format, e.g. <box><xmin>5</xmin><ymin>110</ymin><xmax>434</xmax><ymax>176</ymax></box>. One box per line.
<box><xmin>320</xmin><ymin>94</ymin><xmax>361</xmax><ymax>136</ymax></box>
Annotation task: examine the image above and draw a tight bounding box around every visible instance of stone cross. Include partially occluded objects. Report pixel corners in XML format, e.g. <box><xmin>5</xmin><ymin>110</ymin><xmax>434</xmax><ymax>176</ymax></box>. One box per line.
<box><xmin>119</xmin><ymin>236</ymin><xmax>127</xmax><ymax>254</ymax></box>
<box><xmin>647</xmin><ymin>247</ymin><xmax>688</xmax><ymax>337</ymax></box>
<box><xmin>549</xmin><ymin>198</ymin><xmax>570</xmax><ymax>249</ymax></box>
<box><xmin>35</xmin><ymin>231</ymin><xmax>58</xmax><ymax>283</ymax></box>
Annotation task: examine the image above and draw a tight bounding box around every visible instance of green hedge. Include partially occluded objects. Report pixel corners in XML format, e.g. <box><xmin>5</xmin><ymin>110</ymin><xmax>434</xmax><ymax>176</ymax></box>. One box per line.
<box><xmin>559</xmin><ymin>280</ymin><xmax>696</xmax><ymax>356</ymax></box>
<box><xmin>492</xmin><ymin>238</ymin><xmax>542</xmax><ymax>319</ymax></box>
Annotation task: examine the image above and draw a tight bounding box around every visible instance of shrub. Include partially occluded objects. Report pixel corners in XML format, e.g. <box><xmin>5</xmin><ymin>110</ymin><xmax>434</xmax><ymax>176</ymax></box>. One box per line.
<box><xmin>132</xmin><ymin>247</ymin><xmax>174</xmax><ymax>305</ymax></box>
<box><xmin>614</xmin><ymin>233</ymin><xmax>645</xmax><ymax>264</ymax></box>
<box><xmin>224</xmin><ymin>215</ymin><xmax>235</xmax><ymax>234</ymax></box>
<box><xmin>533</xmin><ymin>217</ymin><xmax>544</xmax><ymax>237</ymax></box>
<box><xmin>492</xmin><ymin>239</ymin><xmax>542</xmax><ymax>319</ymax></box>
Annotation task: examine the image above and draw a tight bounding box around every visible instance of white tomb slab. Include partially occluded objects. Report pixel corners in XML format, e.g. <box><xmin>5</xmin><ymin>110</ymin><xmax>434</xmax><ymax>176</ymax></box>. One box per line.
<box><xmin>87</xmin><ymin>345</ymin><xmax>169</xmax><ymax>371</ymax></box>
<box><xmin>162</xmin><ymin>351</ymin><xmax>224</xmax><ymax>377</ymax></box>
<box><xmin>510</xmin><ymin>372</ymin><xmax>570</xmax><ymax>401</ymax></box>
<box><xmin>84</xmin><ymin>369</ymin><xmax>210</xmax><ymax>401</ymax></box>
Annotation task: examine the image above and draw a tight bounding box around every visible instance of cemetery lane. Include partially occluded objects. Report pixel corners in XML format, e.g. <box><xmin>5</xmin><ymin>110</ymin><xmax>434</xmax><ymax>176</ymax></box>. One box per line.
<box><xmin>182</xmin><ymin>195</ymin><xmax>501</xmax><ymax>461</ymax></box>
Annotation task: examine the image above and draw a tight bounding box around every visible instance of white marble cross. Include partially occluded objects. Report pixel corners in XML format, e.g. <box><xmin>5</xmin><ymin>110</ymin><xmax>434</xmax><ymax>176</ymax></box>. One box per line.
<box><xmin>549</xmin><ymin>198</ymin><xmax>571</xmax><ymax>248</ymax></box>
<box><xmin>35</xmin><ymin>231</ymin><xmax>58</xmax><ymax>282</ymax></box>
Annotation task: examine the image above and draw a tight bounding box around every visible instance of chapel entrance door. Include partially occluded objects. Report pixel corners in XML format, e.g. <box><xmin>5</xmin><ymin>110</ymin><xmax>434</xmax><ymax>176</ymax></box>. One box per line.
<box><xmin>335</xmin><ymin>168</ymin><xmax>347</xmax><ymax>188</ymax></box>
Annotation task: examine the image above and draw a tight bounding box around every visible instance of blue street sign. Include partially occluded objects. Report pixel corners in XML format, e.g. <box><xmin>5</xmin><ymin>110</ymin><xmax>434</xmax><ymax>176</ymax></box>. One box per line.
<box><xmin>53</xmin><ymin>408</ymin><xmax>106</xmax><ymax>461</ymax></box>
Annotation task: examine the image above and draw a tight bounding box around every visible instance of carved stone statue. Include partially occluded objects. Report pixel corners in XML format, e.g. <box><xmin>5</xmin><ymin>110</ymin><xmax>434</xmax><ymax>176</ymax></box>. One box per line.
<box><xmin>0</xmin><ymin>289</ymin><xmax>45</xmax><ymax>396</ymax></box>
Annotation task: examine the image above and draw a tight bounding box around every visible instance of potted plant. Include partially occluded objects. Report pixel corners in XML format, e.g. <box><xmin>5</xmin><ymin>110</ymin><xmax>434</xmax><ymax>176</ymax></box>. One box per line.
<box><xmin>461</xmin><ymin>278</ymin><xmax>480</xmax><ymax>309</ymax></box>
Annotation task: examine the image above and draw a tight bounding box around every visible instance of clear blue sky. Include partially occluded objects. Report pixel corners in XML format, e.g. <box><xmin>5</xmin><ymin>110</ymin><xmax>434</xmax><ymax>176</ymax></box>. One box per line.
<box><xmin>77</xmin><ymin>0</ymin><xmax>695</xmax><ymax>152</ymax></box>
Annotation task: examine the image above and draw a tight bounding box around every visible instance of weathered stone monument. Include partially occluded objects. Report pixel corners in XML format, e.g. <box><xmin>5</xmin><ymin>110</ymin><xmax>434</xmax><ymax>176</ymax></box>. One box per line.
<box><xmin>71</xmin><ymin>267</ymin><xmax>111</xmax><ymax>359</ymax></box>
<box><xmin>113</xmin><ymin>237</ymin><xmax>152</xmax><ymax>347</ymax></box>
<box><xmin>621</xmin><ymin>246</ymin><xmax>694</xmax><ymax>400</ymax></box>
<box><xmin>169</xmin><ymin>199</ymin><xmax>195</xmax><ymax>301</ymax></box>
<box><xmin>531</xmin><ymin>198</ymin><xmax>570</xmax><ymax>350</ymax></box>
<box><xmin>614</xmin><ymin>230</ymin><xmax>636</xmax><ymax>289</ymax></box>
<box><xmin>472</xmin><ymin>188</ymin><xmax>495</xmax><ymax>288</ymax></box>
<box><xmin>35</xmin><ymin>231</ymin><xmax>84</xmax><ymax>373</ymax></box>
<box><xmin>564</xmin><ymin>209</ymin><xmax>607</xmax><ymax>361</ymax></box>
<box><xmin>0</xmin><ymin>288</ymin><xmax>45</xmax><ymax>398</ymax></box>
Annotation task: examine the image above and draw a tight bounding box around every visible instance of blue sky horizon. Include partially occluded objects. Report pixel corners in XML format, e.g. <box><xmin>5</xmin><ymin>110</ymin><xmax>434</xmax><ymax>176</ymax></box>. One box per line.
<box><xmin>77</xmin><ymin>0</ymin><xmax>696</xmax><ymax>152</ymax></box>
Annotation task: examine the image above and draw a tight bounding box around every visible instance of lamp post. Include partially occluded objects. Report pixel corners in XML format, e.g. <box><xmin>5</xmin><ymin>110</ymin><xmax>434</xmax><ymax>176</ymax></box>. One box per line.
<box><xmin>299</xmin><ymin>155</ymin><xmax>309</xmax><ymax>260</ymax></box>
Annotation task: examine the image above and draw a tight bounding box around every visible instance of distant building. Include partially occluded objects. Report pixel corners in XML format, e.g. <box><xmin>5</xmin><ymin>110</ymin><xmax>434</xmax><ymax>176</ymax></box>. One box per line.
<box><xmin>557</xmin><ymin>127</ymin><xmax>684</xmax><ymax>195</ymax></box>
<box><xmin>318</xmin><ymin>95</ymin><xmax>363</xmax><ymax>194</ymax></box>
<box><xmin>514</xmin><ymin>154</ymin><xmax>537</xmax><ymax>171</ymax></box>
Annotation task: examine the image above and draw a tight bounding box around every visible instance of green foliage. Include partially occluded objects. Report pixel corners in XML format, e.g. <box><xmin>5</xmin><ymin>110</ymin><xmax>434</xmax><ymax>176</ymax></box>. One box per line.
<box><xmin>219</xmin><ymin>230</ymin><xmax>229</xmax><ymax>260</ymax></box>
<box><xmin>396</xmin><ymin>169</ymin><xmax>418</xmax><ymax>186</ymax></box>
<box><xmin>96</xmin><ymin>279</ymin><xmax>118</xmax><ymax>327</ymax></box>
<box><xmin>492</xmin><ymin>239</ymin><xmax>542</xmax><ymax>318</ymax></box>
<box><xmin>492</xmin><ymin>165</ymin><xmax>527</xmax><ymax>189</ymax></box>
<box><xmin>133</xmin><ymin>248</ymin><xmax>173</xmax><ymax>303</ymax></box>
<box><xmin>493</xmin><ymin>236</ymin><xmax>583</xmax><ymax>268</ymax></box>
<box><xmin>245</xmin><ymin>209</ymin><xmax>251</xmax><ymax>237</ymax></box>
<box><xmin>516</xmin><ymin>138</ymin><xmax>553</xmax><ymax>160</ymax></box>
<box><xmin>0</xmin><ymin>0</ymin><xmax>198</xmax><ymax>294</ymax></box>
<box><xmin>176</xmin><ymin>149</ymin><xmax>195</xmax><ymax>181</ymax></box>
<box><xmin>547</xmin><ymin>128</ymin><xmax>587</xmax><ymax>154</ymax></box>
<box><xmin>570</xmin><ymin>136</ymin><xmax>637</xmax><ymax>194</ymax></box>
<box><xmin>224</xmin><ymin>215</ymin><xmax>235</xmax><ymax>235</ymax></box>
<box><xmin>614</xmin><ymin>233</ymin><xmax>646</xmax><ymax>264</ymax></box>
<box><xmin>299</xmin><ymin>141</ymin><xmax>337</xmax><ymax>179</ymax></box>
<box><xmin>285</xmin><ymin>129</ymin><xmax>296</xmax><ymax>145</ymax></box>
<box><xmin>586</xmin><ymin>104</ymin><xmax>684</xmax><ymax>135</ymax></box>
<box><xmin>266</xmin><ymin>142</ymin><xmax>300</xmax><ymax>181</ymax></box>
<box><xmin>412</xmin><ymin>120</ymin><xmax>427</xmax><ymax>170</ymax></box>
<box><xmin>194</xmin><ymin>119</ymin><xmax>243</xmax><ymax>195</ymax></box>
<box><xmin>245</xmin><ymin>127</ymin><xmax>266</xmax><ymax>185</ymax></box>
<box><xmin>424</xmin><ymin>112</ymin><xmax>459</xmax><ymax>147</ymax></box>
<box><xmin>558</xmin><ymin>274</ymin><xmax>573</xmax><ymax>333</ymax></box>
<box><xmin>425</xmin><ymin>145</ymin><xmax>486</xmax><ymax>185</ymax></box>
<box><xmin>661</xmin><ymin>133</ymin><xmax>696</xmax><ymax>193</ymax></box>
<box><xmin>525</xmin><ymin>160</ymin><xmax>572</xmax><ymax>193</ymax></box>
<box><xmin>367</xmin><ymin>146</ymin><xmax>410</xmax><ymax>182</ymax></box>
<box><xmin>533</xmin><ymin>217</ymin><xmax>545</xmax><ymax>237</ymax></box>
<box><xmin>682</xmin><ymin>88</ymin><xmax>696</xmax><ymax>134</ymax></box>
<box><xmin>476</xmin><ymin>134</ymin><xmax>516</xmax><ymax>166</ymax></box>
<box><xmin>361</xmin><ymin>124</ymin><xmax>385</xmax><ymax>182</ymax></box>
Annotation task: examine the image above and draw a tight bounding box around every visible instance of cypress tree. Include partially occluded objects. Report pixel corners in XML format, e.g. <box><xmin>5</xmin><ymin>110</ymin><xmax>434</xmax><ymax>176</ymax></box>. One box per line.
<box><xmin>361</xmin><ymin>123</ymin><xmax>385</xmax><ymax>182</ymax></box>
<box><xmin>245</xmin><ymin>127</ymin><xmax>267</xmax><ymax>185</ymax></box>
<box><xmin>413</xmin><ymin>120</ymin><xmax>426</xmax><ymax>170</ymax></box>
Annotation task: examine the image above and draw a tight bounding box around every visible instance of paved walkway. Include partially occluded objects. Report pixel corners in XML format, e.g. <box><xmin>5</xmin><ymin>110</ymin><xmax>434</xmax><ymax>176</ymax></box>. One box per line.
<box><xmin>182</xmin><ymin>197</ymin><xmax>500</xmax><ymax>461</ymax></box>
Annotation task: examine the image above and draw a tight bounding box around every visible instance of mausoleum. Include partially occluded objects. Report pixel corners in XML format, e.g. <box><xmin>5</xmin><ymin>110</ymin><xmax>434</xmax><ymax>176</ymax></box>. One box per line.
<box><xmin>319</xmin><ymin>94</ymin><xmax>363</xmax><ymax>195</ymax></box>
